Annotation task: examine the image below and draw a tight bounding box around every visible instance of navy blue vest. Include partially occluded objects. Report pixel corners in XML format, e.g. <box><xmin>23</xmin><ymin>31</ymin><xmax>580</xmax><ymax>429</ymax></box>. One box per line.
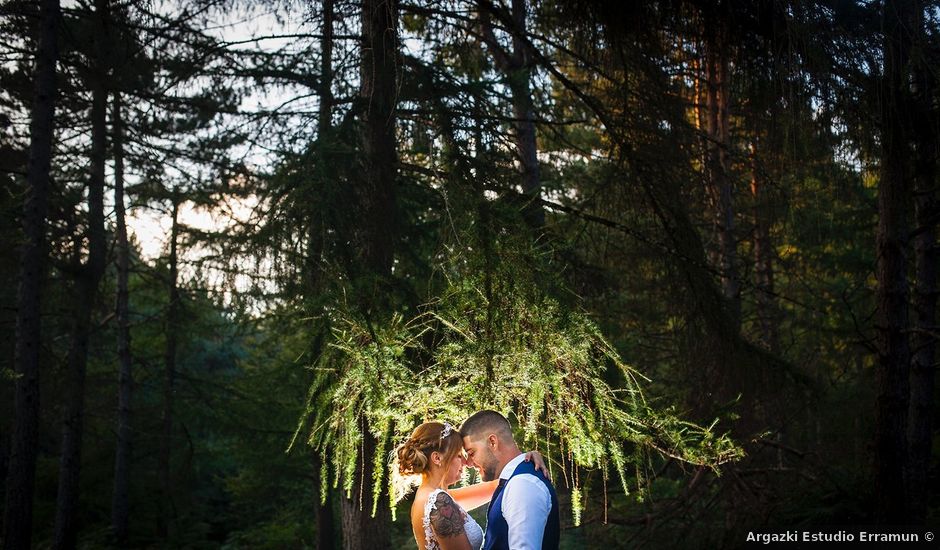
<box><xmin>483</xmin><ymin>459</ymin><xmax>560</xmax><ymax>550</ymax></box>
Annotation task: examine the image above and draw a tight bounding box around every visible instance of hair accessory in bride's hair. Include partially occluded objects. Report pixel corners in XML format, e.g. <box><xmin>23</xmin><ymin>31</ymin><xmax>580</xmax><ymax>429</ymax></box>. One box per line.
<box><xmin>440</xmin><ymin>421</ymin><xmax>453</xmax><ymax>440</ymax></box>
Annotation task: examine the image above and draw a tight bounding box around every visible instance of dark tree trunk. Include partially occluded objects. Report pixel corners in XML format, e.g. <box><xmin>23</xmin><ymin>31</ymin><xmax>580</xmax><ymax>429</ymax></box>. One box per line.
<box><xmin>340</xmin><ymin>432</ymin><xmax>389</xmax><ymax>550</ymax></box>
<box><xmin>110</xmin><ymin>92</ymin><xmax>133</xmax><ymax>543</ymax></box>
<box><xmin>750</xmin><ymin>142</ymin><xmax>778</xmax><ymax>352</ymax></box>
<box><xmin>307</xmin><ymin>0</ymin><xmax>333</xmax><ymax>295</ymax></box>
<box><xmin>318</xmin><ymin>0</ymin><xmax>334</xmax><ymax>144</ymax></box>
<box><xmin>53</xmin><ymin>46</ymin><xmax>110</xmax><ymax>550</ymax></box>
<box><xmin>311</xmin><ymin>2</ymin><xmax>337</xmax><ymax>548</ymax></box>
<box><xmin>479</xmin><ymin>0</ymin><xmax>544</xmax><ymax>229</ymax></box>
<box><xmin>874</xmin><ymin>0</ymin><xmax>914</xmax><ymax>525</ymax></box>
<box><xmin>907</xmin><ymin>0</ymin><xmax>937</xmax><ymax>525</ymax></box>
<box><xmin>337</xmin><ymin>0</ymin><xmax>399</xmax><ymax>547</ymax></box>
<box><xmin>508</xmin><ymin>0</ymin><xmax>543</xmax><ymax>229</ymax></box>
<box><xmin>53</xmin><ymin>3</ymin><xmax>110</xmax><ymax>541</ymax></box>
<box><xmin>157</xmin><ymin>196</ymin><xmax>181</xmax><ymax>539</ymax></box>
<box><xmin>3</xmin><ymin>1</ymin><xmax>60</xmax><ymax>547</ymax></box>
<box><xmin>704</xmin><ymin>18</ymin><xmax>740</xmax><ymax>325</ymax></box>
<box><xmin>357</xmin><ymin>0</ymin><xmax>398</xmax><ymax>280</ymax></box>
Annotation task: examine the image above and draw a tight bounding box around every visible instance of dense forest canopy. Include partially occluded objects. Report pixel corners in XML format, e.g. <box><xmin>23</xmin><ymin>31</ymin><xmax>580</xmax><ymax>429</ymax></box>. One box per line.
<box><xmin>0</xmin><ymin>0</ymin><xmax>937</xmax><ymax>548</ymax></box>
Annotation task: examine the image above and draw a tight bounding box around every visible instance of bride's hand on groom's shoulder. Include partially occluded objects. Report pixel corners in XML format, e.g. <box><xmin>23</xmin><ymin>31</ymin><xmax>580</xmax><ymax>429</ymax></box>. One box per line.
<box><xmin>524</xmin><ymin>450</ymin><xmax>551</xmax><ymax>480</ymax></box>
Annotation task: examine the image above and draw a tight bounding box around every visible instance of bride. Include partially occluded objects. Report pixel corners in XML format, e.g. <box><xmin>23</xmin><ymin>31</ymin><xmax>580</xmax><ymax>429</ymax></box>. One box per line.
<box><xmin>396</xmin><ymin>421</ymin><xmax>548</xmax><ymax>550</ymax></box>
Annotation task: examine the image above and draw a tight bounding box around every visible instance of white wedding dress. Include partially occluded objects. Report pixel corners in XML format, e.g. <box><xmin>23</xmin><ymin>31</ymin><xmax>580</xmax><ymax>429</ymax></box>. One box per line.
<box><xmin>423</xmin><ymin>488</ymin><xmax>484</xmax><ymax>550</ymax></box>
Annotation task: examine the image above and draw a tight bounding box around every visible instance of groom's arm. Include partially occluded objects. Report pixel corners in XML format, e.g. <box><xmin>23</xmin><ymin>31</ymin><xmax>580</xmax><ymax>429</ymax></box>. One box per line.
<box><xmin>501</xmin><ymin>475</ymin><xmax>552</xmax><ymax>550</ymax></box>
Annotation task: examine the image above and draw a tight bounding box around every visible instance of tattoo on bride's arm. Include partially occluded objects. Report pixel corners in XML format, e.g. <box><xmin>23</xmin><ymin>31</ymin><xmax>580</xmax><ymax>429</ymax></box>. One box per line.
<box><xmin>430</xmin><ymin>493</ymin><xmax>465</xmax><ymax>538</ymax></box>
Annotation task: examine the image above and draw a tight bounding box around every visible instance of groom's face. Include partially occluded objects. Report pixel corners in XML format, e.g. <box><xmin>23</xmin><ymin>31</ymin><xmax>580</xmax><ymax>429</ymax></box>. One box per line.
<box><xmin>462</xmin><ymin>434</ymin><xmax>499</xmax><ymax>482</ymax></box>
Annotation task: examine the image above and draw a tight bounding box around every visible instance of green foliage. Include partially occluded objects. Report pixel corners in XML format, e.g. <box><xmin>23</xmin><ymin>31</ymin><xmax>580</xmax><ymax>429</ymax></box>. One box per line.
<box><xmin>296</xmin><ymin>238</ymin><xmax>743</xmax><ymax>521</ymax></box>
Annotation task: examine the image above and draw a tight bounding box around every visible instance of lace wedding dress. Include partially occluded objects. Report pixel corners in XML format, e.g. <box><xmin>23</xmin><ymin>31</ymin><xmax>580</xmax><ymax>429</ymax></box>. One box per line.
<box><xmin>422</xmin><ymin>488</ymin><xmax>484</xmax><ymax>550</ymax></box>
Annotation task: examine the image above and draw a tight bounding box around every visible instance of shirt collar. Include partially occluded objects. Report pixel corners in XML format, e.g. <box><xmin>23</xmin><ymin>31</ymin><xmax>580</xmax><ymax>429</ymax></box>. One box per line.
<box><xmin>498</xmin><ymin>453</ymin><xmax>526</xmax><ymax>480</ymax></box>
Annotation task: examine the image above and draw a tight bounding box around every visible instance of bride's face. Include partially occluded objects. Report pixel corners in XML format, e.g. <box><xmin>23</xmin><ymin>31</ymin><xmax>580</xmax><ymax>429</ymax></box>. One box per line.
<box><xmin>442</xmin><ymin>452</ymin><xmax>466</xmax><ymax>486</ymax></box>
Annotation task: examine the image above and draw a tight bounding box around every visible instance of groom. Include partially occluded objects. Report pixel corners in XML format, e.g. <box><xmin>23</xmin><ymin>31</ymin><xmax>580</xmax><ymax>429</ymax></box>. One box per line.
<box><xmin>460</xmin><ymin>411</ymin><xmax>560</xmax><ymax>550</ymax></box>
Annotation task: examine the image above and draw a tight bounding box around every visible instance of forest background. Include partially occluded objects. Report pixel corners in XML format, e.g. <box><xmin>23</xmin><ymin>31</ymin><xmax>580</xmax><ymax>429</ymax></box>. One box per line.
<box><xmin>0</xmin><ymin>0</ymin><xmax>938</xmax><ymax>548</ymax></box>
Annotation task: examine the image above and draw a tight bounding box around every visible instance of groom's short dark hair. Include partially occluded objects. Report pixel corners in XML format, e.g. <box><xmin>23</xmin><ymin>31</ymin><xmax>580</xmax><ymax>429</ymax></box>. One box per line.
<box><xmin>460</xmin><ymin>410</ymin><xmax>513</xmax><ymax>441</ymax></box>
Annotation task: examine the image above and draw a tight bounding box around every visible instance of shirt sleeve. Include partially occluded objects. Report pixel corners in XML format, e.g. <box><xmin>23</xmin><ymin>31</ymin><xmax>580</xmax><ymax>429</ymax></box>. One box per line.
<box><xmin>501</xmin><ymin>474</ymin><xmax>552</xmax><ymax>550</ymax></box>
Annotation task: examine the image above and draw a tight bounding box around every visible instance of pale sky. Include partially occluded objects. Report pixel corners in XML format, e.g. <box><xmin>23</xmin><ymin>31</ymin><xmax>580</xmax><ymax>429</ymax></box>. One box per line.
<box><xmin>126</xmin><ymin>3</ymin><xmax>295</xmax><ymax>262</ymax></box>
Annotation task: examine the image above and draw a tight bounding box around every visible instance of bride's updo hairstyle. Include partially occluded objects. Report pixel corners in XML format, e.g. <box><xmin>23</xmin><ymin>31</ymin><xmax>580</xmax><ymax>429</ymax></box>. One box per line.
<box><xmin>397</xmin><ymin>421</ymin><xmax>463</xmax><ymax>476</ymax></box>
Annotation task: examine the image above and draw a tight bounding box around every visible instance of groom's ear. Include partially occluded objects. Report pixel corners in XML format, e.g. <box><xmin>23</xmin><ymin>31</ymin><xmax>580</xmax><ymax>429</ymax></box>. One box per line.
<box><xmin>487</xmin><ymin>433</ymin><xmax>499</xmax><ymax>449</ymax></box>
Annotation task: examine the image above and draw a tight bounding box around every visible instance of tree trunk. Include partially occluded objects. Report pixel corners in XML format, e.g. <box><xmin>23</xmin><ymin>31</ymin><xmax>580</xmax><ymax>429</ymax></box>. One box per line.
<box><xmin>704</xmin><ymin>20</ymin><xmax>740</xmax><ymax>325</ymax></box>
<box><xmin>157</xmin><ymin>195</ymin><xmax>181</xmax><ymax>539</ymax></box>
<box><xmin>874</xmin><ymin>0</ymin><xmax>914</xmax><ymax>525</ymax></box>
<box><xmin>508</xmin><ymin>0</ymin><xmax>543</xmax><ymax>229</ymax></box>
<box><xmin>3</xmin><ymin>2</ymin><xmax>60</xmax><ymax>547</ymax></box>
<box><xmin>318</xmin><ymin>0</ymin><xmax>334</xmax><ymax>142</ymax></box>
<box><xmin>337</xmin><ymin>0</ymin><xmax>399</xmax><ymax>547</ymax></box>
<box><xmin>340</xmin><ymin>432</ymin><xmax>390</xmax><ymax>550</ymax></box>
<box><xmin>307</xmin><ymin>0</ymin><xmax>333</xmax><ymax>295</ymax></box>
<box><xmin>110</xmin><ymin>92</ymin><xmax>133</xmax><ymax>544</ymax></box>
<box><xmin>358</xmin><ymin>0</ymin><xmax>398</xmax><ymax>280</ymax></box>
<box><xmin>478</xmin><ymin>0</ymin><xmax>544</xmax><ymax>230</ymax></box>
<box><xmin>53</xmin><ymin>37</ymin><xmax>110</xmax><ymax>550</ymax></box>
<box><xmin>54</xmin><ymin>4</ymin><xmax>110</xmax><ymax>540</ymax></box>
<box><xmin>311</xmin><ymin>2</ymin><xmax>337</xmax><ymax>548</ymax></box>
<box><xmin>750</xmin><ymin>142</ymin><xmax>778</xmax><ymax>352</ymax></box>
<box><xmin>906</xmin><ymin>0</ymin><xmax>937</xmax><ymax>525</ymax></box>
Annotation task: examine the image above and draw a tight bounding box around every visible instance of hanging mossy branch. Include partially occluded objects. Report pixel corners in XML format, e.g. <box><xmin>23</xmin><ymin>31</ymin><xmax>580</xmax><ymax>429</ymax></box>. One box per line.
<box><xmin>291</xmin><ymin>255</ymin><xmax>743</xmax><ymax>522</ymax></box>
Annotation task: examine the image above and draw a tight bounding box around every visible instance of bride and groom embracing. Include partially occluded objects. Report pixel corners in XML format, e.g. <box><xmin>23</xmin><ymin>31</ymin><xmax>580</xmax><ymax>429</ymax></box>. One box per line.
<box><xmin>397</xmin><ymin>410</ymin><xmax>560</xmax><ymax>550</ymax></box>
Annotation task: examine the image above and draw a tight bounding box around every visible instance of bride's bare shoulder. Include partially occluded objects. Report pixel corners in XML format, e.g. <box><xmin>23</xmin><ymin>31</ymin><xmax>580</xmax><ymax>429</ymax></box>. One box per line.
<box><xmin>411</xmin><ymin>488</ymin><xmax>431</xmax><ymax>523</ymax></box>
<box><xmin>411</xmin><ymin>495</ymin><xmax>423</xmax><ymax>518</ymax></box>
<box><xmin>410</xmin><ymin>491</ymin><xmax>429</xmax><ymax>549</ymax></box>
